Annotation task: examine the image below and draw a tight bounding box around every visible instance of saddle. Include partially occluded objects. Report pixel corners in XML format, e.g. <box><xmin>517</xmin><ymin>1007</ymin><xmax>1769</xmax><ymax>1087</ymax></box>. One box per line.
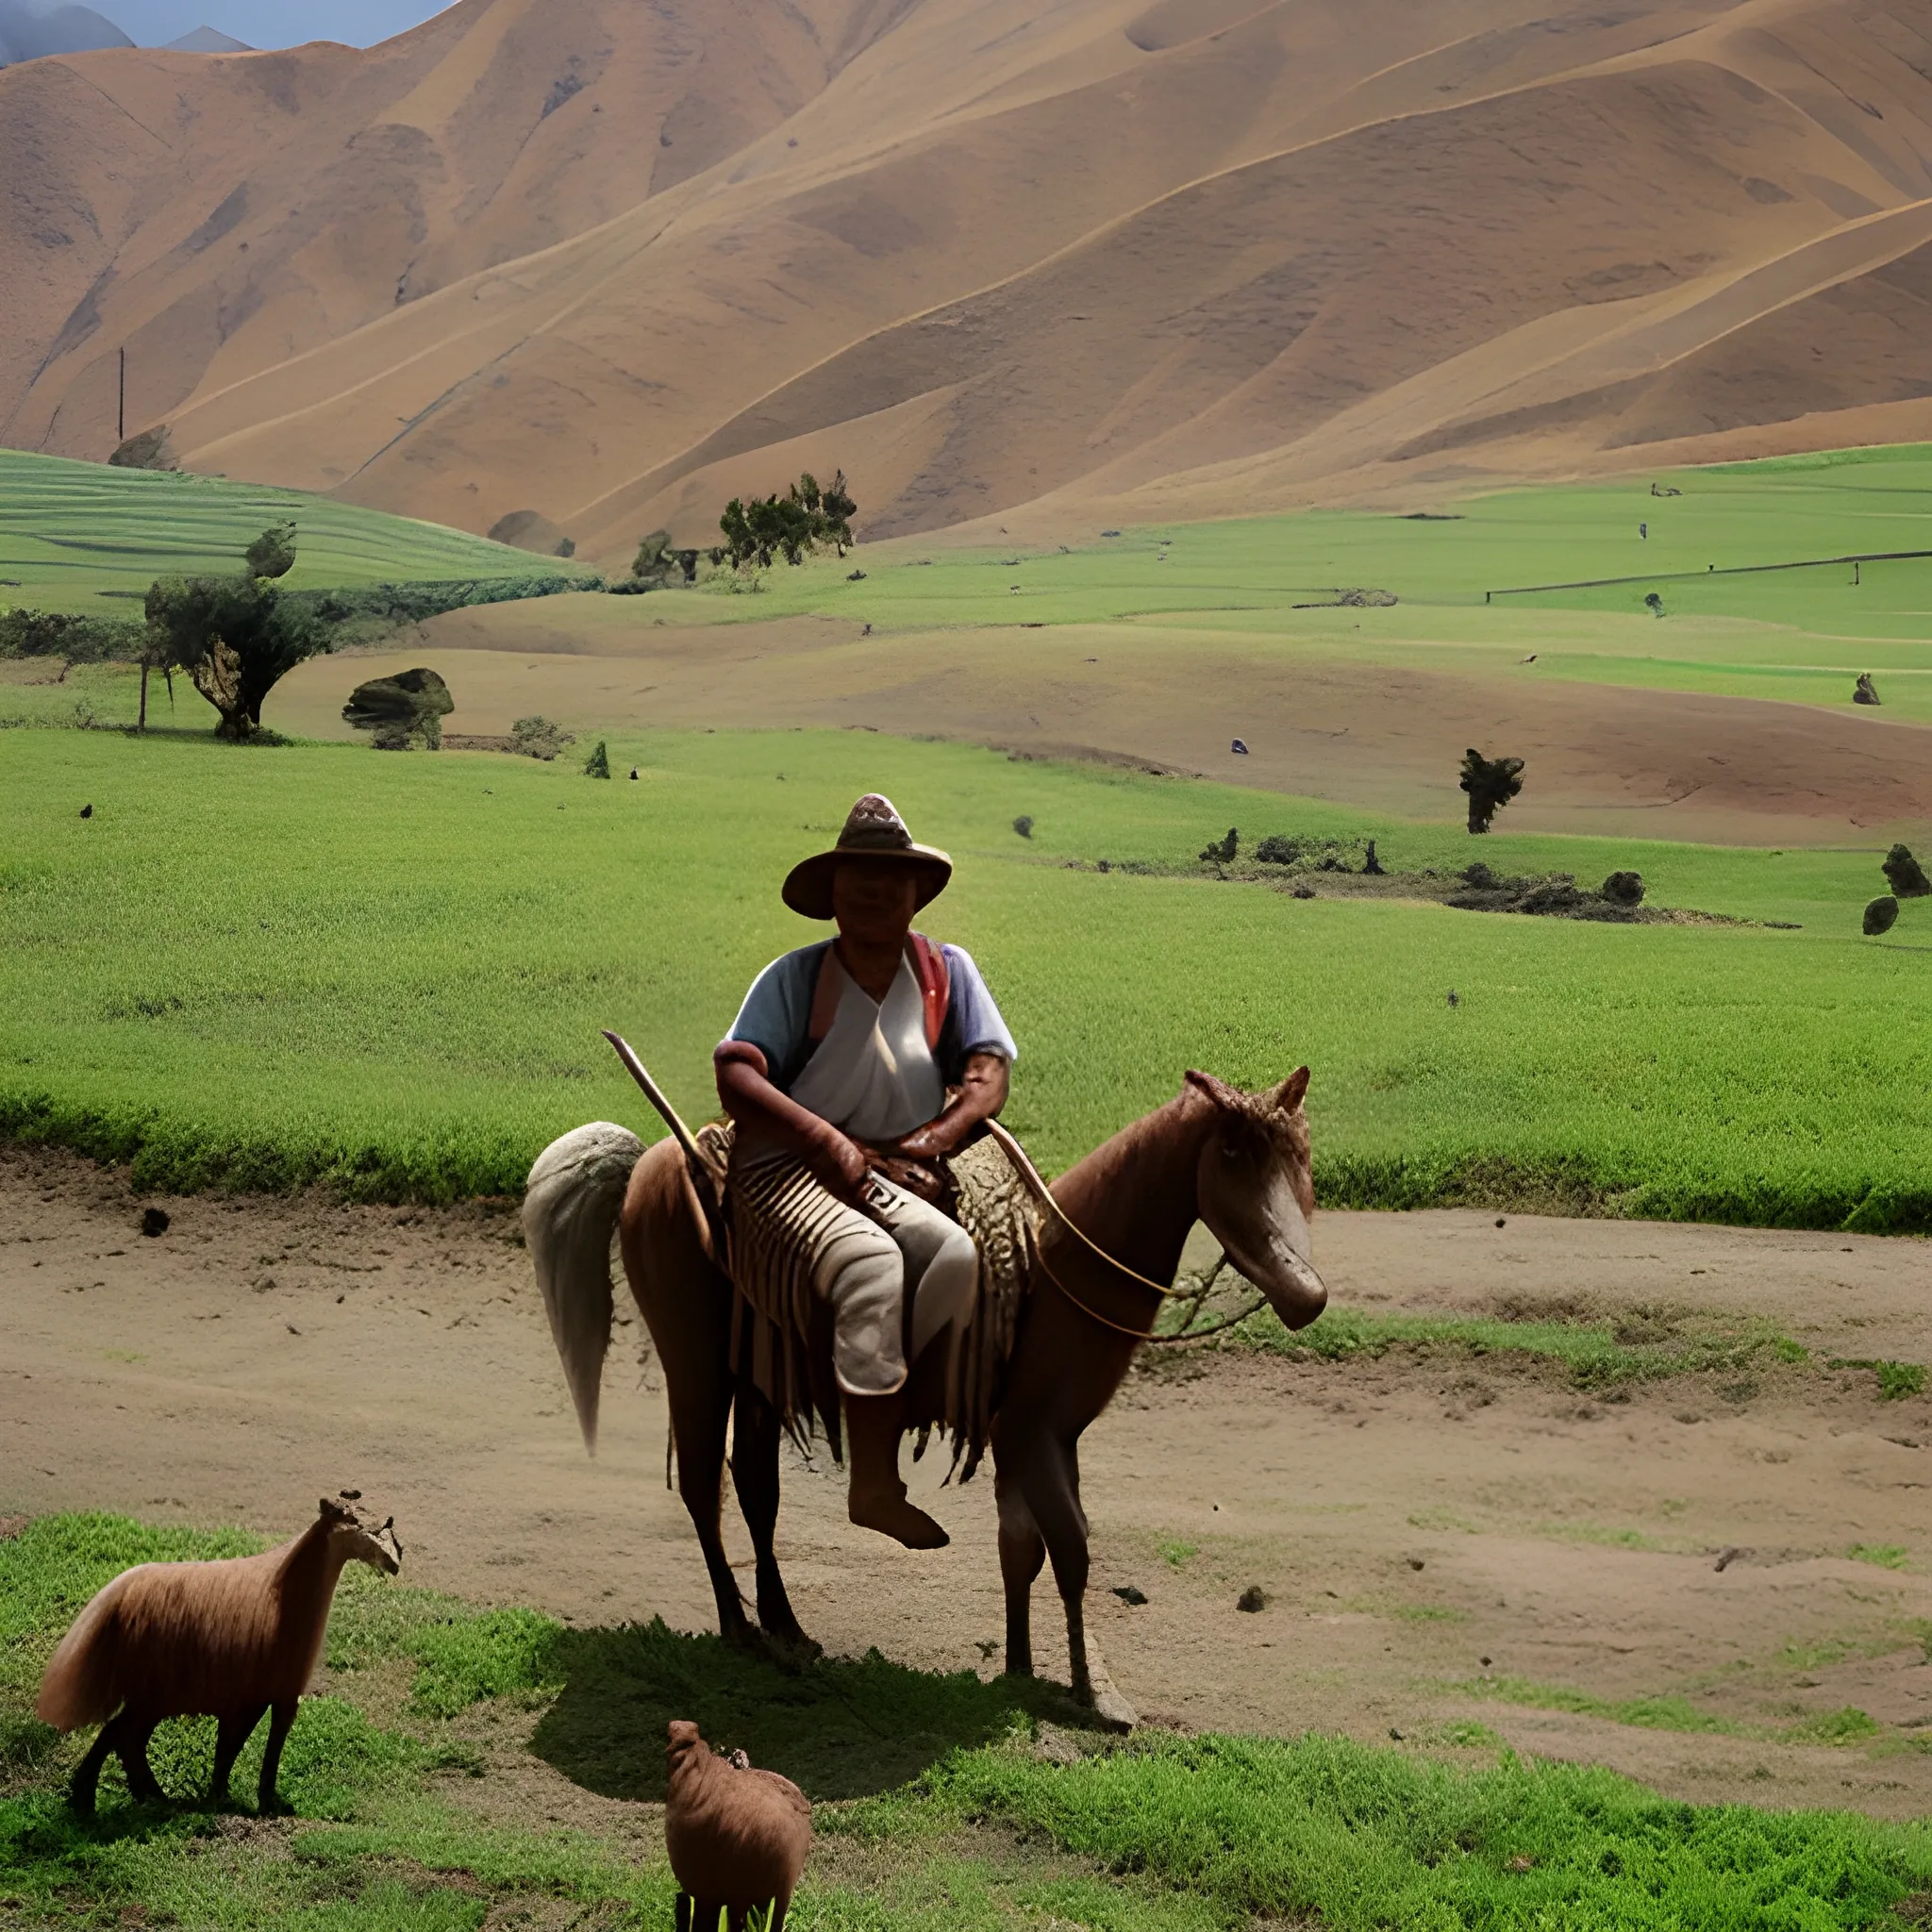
<box><xmin>683</xmin><ymin>1119</ymin><xmax>1037</xmax><ymax>1485</ymax></box>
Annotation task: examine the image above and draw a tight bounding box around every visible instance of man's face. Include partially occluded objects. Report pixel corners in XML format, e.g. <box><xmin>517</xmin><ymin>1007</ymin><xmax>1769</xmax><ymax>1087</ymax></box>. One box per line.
<box><xmin>831</xmin><ymin>860</ymin><xmax>920</xmax><ymax>944</ymax></box>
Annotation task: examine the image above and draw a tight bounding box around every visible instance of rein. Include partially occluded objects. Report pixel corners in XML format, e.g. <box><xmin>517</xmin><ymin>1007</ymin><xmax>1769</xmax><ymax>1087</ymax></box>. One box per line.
<box><xmin>982</xmin><ymin>1119</ymin><xmax>1219</xmax><ymax>1343</ymax></box>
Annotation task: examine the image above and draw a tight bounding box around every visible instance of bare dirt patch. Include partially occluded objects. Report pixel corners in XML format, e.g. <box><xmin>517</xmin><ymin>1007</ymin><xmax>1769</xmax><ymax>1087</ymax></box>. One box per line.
<box><xmin>3</xmin><ymin>1147</ymin><xmax>1927</xmax><ymax>1819</ymax></box>
<box><xmin>268</xmin><ymin>608</ymin><xmax>1932</xmax><ymax>845</ymax></box>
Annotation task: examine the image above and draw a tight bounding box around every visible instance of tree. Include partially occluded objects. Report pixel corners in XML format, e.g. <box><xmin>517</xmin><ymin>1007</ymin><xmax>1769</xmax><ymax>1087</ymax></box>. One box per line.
<box><xmin>143</xmin><ymin>573</ymin><xmax>325</xmax><ymax>740</ymax></box>
<box><xmin>342</xmin><ymin>667</ymin><xmax>454</xmax><ymax>749</ymax></box>
<box><xmin>632</xmin><ymin>531</ymin><xmax>675</xmax><ymax>586</ymax></box>
<box><xmin>1459</xmin><ymin>749</ymin><xmax>1524</xmax><ymax>834</ymax></box>
<box><xmin>245</xmin><ymin>522</ymin><xmax>297</xmax><ymax>580</ymax></box>
<box><xmin>719</xmin><ymin>471</ymin><xmax>859</xmax><ymax>572</ymax></box>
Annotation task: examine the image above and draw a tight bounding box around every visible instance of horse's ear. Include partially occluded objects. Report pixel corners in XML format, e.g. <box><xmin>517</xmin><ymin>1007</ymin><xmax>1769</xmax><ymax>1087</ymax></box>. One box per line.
<box><xmin>1185</xmin><ymin>1069</ymin><xmax>1245</xmax><ymax>1112</ymax></box>
<box><xmin>1274</xmin><ymin>1067</ymin><xmax>1310</xmax><ymax>1113</ymax></box>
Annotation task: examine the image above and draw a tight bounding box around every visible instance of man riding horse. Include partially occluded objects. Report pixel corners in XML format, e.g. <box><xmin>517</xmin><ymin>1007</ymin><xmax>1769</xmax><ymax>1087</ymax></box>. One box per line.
<box><xmin>713</xmin><ymin>793</ymin><xmax>1016</xmax><ymax>1550</ymax></box>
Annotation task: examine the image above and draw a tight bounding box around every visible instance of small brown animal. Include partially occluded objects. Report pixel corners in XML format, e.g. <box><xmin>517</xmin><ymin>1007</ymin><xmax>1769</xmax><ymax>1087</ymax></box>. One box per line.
<box><xmin>37</xmin><ymin>1496</ymin><xmax>401</xmax><ymax>1813</ymax></box>
<box><xmin>665</xmin><ymin>1719</ymin><xmax>811</xmax><ymax>1932</ymax></box>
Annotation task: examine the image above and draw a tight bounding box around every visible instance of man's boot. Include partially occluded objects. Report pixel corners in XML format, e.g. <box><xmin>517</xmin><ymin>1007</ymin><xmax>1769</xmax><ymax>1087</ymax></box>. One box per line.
<box><xmin>844</xmin><ymin>1392</ymin><xmax>948</xmax><ymax>1549</ymax></box>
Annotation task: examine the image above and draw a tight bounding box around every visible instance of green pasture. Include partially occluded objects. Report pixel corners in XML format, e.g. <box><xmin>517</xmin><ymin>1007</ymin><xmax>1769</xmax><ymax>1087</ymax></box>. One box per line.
<box><xmin>655</xmin><ymin>441</ymin><xmax>1932</xmax><ymax>635</ymax></box>
<box><xmin>0</xmin><ymin>450</ymin><xmax>579</xmax><ymax>615</ymax></box>
<box><xmin>3</xmin><ymin>726</ymin><xmax>1929</xmax><ymax>1225</ymax></box>
<box><xmin>5</xmin><ymin>1515</ymin><xmax>1930</xmax><ymax>1931</ymax></box>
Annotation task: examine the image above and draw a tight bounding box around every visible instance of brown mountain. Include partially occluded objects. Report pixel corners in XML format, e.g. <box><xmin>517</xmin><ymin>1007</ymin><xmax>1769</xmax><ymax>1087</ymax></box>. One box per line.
<box><xmin>4</xmin><ymin>0</ymin><xmax>1931</xmax><ymax>558</ymax></box>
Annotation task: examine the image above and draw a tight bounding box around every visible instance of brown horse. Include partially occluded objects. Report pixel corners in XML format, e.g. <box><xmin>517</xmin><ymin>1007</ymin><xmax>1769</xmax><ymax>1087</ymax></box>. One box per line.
<box><xmin>524</xmin><ymin>1067</ymin><xmax>1326</xmax><ymax>1728</ymax></box>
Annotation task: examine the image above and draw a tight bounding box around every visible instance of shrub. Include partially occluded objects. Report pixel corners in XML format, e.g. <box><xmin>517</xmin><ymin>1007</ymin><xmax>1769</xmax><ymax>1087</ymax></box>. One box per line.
<box><xmin>1013</xmin><ymin>815</ymin><xmax>1034</xmax><ymax>839</ymax></box>
<box><xmin>1200</xmin><ymin>827</ymin><xmax>1239</xmax><ymax>864</ymax></box>
<box><xmin>245</xmin><ymin>522</ymin><xmax>297</xmax><ymax>580</ymax></box>
<box><xmin>511</xmin><ymin>716</ymin><xmax>575</xmax><ymax>761</ymax></box>
<box><xmin>1863</xmin><ymin>896</ymin><xmax>1899</xmax><ymax>937</ymax></box>
<box><xmin>342</xmin><ymin>667</ymin><xmax>455</xmax><ymax>750</ymax></box>
<box><xmin>584</xmin><ymin>739</ymin><xmax>611</xmax><ymax>779</ymax></box>
<box><xmin>1881</xmin><ymin>844</ymin><xmax>1929</xmax><ymax>898</ymax></box>
<box><xmin>1459</xmin><ymin>750</ymin><xmax>1524</xmax><ymax>834</ymax></box>
<box><xmin>0</xmin><ymin>608</ymin><xmax>145</xmax><ymax>663</ymax></box>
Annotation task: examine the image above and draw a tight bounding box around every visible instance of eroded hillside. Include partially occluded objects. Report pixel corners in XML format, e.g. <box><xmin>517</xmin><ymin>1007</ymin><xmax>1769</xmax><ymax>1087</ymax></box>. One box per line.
<box><xmin>4</xmin><ymin>0</ymin><xmax>1931</xmax><ymax>553</ymax></box>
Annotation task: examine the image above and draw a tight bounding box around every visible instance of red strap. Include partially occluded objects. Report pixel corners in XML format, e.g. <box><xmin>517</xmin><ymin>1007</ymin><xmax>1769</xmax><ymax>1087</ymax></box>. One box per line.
<box><xmin>908</xmin><ymin>932</ymin><xmax>949</xmax><ymax>1052</ymax></box>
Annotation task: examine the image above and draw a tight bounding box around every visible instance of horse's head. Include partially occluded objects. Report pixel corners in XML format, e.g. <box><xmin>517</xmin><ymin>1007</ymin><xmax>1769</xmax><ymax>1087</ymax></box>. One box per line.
<box><xmin>1186</xmin><ymin>1067</ymin><xmax>1326</xmax><ymax>1331</ymax></box>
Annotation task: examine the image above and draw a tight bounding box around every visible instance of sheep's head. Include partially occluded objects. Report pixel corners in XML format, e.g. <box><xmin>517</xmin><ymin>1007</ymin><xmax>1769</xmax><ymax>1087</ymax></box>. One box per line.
<box><xmin>318</xmin><ymin>1495</ymin><xmax>403</xmax><ymax>1575</ymax></box>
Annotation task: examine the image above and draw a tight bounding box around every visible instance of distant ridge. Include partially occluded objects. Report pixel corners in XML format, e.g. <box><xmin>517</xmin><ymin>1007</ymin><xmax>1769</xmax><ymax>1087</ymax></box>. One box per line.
<box><xmin>7</xmin><ymin>0</ymin><xmax>1932</xmax><ymax>554</ymax></box>
<box><xmin>0</xmin><ymin>1</ymin><xmax>129</xmax><ymax>63</ymax></box>
<box><xmin>162</xmin><ymin>25</ymin><xmax>251</xmax><ymax>52</ymax></box>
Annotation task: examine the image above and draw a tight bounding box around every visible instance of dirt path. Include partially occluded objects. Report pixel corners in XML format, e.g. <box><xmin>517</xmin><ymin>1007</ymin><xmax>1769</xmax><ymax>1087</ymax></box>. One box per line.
<box><xmin>4</xmin><ymin>1147</ymin><xmax>1928</xmax><ymax>1818</ymax></box>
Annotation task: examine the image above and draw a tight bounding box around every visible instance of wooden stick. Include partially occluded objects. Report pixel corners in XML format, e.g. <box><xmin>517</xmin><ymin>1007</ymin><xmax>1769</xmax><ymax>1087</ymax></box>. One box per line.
<box><xmin>601</xmin><ymin>1030</ymin><xmax>706</xmax><ymax>1166</ymax></box>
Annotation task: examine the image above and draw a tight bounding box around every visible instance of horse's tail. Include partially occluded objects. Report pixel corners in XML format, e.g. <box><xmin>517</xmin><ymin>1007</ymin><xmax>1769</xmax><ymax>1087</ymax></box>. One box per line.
<box><xmin>524</xmin><ymin>1122</ymin><xmax>643</xmax><ymax>1454</ymax></box>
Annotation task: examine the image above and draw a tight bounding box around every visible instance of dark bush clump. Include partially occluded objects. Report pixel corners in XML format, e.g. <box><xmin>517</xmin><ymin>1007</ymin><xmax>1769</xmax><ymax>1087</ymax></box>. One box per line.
<box><xmin>1864</xmin><ymin>896</ymin><xmax>1900</xmax><ymax>937</ymax></box>
<box><xmin>1601</xmin><ymin>871</ymin><xmax>1645</xmax><ymax>907</ymax></box>
<box><xmin>1200</xmin><ymin>827</ymin><xmax>1239</xmax><ymax>865</ymax></box>
<box><xmin>0</xmin><ymin>608</ymin><xmax>145</xmax><ymax>663</ymax></box>
<box><xmin>1881</xmin><ymin>844</ymin><xmax>1929</xmax><ymax>898</ymax></box>
<box><xmin>343</xmin><ymin>667</ymin><xmax>454</xmax><ymax>750</ymax></box>
<box><xmin>1460</xmin><ymin>750</ymin><xmax>1524</xmax><ymax>834</ymax></box>
<box><xmin>584</xmin><ymin>739</ymin><xmax>611</xmax><ymax>778</ymax></box>
<box><xmin>1012</xmin><ymin>815</ymin><xmax>1033</xmax><ymax>839</ymax></box>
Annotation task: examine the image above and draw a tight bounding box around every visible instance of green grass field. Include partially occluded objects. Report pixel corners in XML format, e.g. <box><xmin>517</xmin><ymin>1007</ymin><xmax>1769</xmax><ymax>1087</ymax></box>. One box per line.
<box><xmin>5</xmin><ymin>1515</ymin><xmax>1929</xmax><ymax>1932</ymax></box>
<box><xmin>4</xmin><ymin>726</ymin><xmax>1928</xmax><ymax>1225</ymax></box>
<box><xmin>0</xmin><ymin>451</ymin><xmax>582</xmax><ymax>616</ymax></box>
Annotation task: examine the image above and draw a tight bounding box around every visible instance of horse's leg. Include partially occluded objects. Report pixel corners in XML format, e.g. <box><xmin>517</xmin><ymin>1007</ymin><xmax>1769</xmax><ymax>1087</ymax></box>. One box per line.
<box><xmin>68</xmin><ymin>1714</ymin><xmax>122</xmax><ymax>1813</ymax></box>
<box><xmin>1022</xmin><ymin>1433</ymin><xmax>1137</xmax><ymax>1730</ymax></box>
<box><xmin>994</xmin><ymin>1455</ymin><xmax>1045</xmax><ymax>1678</ymax></box>
<box><xmin>671</xmin><ymin>1356</ymin><xmax>756</xmax><ymax>1649</ymax></box>
<box><xmin>210</xmin><ymin>1704</ymin><xmax>267</xmax><ymax>1807</ymax></box>
<box><xmin>730</xmin><ymin>1383</ymin><xmax>815</xmax><ymax>1657</ymax></box>
<box><xmin>622</xmin><ymin>1143</ymin><xmax>756</xmax><ymax>1650</ymax></box>
<box><xmin>118</xmin><ymin>1713</ymin><xmax>167</xmax><ymax>1803</ymax></box>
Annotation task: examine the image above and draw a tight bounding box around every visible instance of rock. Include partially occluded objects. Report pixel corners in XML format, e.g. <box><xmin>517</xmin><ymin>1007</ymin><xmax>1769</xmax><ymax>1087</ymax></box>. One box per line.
<box><xmin>1882</xmin><ymin>844</ymin><xmax>1930</xmax><ymax>898</ymax></box>
<box><xmin>1864</xmin><ymin>895</ymin><xmax>1900</xmax><ymax>936</ymax></box>
<box><xmin>1854</xmin><ymin>673</ymin><xmax>1881</xmax><ymax>706</ymax></box>
<box><xmin>1407</xmin><ymin>1557</ymin><xmax>1425</xmax><ymax>1571</ymax></box>
<box><xmin>1600</xmin><ymin>870</ymin><xmax>1644</xmax><ymax>906</ymax></box>
<box><xmin>1237</xmin><ymin>1585</ymin><xmax>1268</xmax><ymax>1612</ymax></box>
<box><xmin>1230</xmin><ymin>738</ymin><xmax>1249</xmax><ymax>754</ymax></box>
<box><xmin>1112</xmin><ymin>1584</ymin><xmax>1148</xmax><ymax>1606</ymax></box>
<box><xmin>140</xmin><ymin>1208</ymin><xmax>170</xmax><ymax>1238</ymax></box>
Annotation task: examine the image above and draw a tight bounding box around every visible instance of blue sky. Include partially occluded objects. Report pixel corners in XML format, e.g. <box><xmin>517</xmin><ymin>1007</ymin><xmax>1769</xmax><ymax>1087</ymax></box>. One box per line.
<box><xmin>94</xmin><ymin>1</ymin><xmax>455</xmax><ymax>48</ymax></box>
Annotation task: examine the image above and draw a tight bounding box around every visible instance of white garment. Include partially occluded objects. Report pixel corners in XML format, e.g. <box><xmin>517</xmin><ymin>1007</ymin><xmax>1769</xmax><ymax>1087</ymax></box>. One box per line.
<box><xmin>788</xmin><ymin>953</ymin><xmax>944</xmax><ymax>1143</ymax></box>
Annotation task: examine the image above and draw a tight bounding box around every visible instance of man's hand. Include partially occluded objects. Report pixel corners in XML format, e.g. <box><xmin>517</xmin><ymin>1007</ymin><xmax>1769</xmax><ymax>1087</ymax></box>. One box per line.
<box><xmin>895</xmin><ymin>1052</ymin><xmax>1011</xmax><ymax>1162</ymax></box>
<box><xmin>808</xmin><ymin>1128</ymin><xmax>872</xmax><ymax>1206</ymax></box>
<box><xmin>860</xmin><ymin>1148</ymin><xmax>947</xmax><ymax>1204</ymax></box>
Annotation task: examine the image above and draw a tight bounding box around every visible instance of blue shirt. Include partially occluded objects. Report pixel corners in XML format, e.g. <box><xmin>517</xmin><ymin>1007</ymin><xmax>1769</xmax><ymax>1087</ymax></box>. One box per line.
<box><xmin>727</xmin><ymin>940</ymin><xmax>1018</xmax><ymax>1095</ymax></box>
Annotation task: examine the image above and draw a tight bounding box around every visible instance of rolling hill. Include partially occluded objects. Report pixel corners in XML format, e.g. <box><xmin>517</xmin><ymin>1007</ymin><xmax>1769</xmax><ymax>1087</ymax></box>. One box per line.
<box><xmin>4</xmin><ymin>0</ymin><xmax>1932</xmax><ymax>559</ymax></box>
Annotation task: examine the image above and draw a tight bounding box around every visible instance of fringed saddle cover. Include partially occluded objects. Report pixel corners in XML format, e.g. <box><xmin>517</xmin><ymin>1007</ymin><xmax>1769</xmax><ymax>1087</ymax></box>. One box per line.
<box><xmin>695</xmin><ymin>1122</ymin><xmax>1038</xmax><ymax>1483</ymax></box>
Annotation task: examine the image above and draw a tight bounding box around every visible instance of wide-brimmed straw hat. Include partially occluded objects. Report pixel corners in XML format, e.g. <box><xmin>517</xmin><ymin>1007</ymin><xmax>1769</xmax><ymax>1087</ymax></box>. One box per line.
<box><xmin>782</xmin><ymin>793</ymin><xmax>953</xmax><ymax>920</ymax></box>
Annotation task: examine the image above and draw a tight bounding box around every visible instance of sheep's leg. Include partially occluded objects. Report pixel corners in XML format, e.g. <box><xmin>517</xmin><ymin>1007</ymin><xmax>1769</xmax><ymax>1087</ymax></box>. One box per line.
<box><xmin>210</xmin><ymin>1705</ymin><xmax>267</xmax><ymax>1808</ymax></box>
<box><xmin>256</xmin><ymin>1700</ymin><xmax>298</xmax><ymax>1814</ymax></box>
<box><xmin>117</xmin><ymin>1716</ymin><xmax>167</xmax><ymax>1803</ymax></box>
<box><xmin>68</xmin><ymin>1716</ymin><xmax>121</xmax><ymax>1814</ymax></box>
<box><xmin>731</xmin><ymin>1385</ymin><xmax>815</xmax><ymax>1658</ymax></box>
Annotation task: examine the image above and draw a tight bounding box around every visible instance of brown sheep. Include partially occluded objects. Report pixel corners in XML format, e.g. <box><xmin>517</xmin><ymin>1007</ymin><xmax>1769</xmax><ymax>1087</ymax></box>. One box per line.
<box><xmin>37</xmin><ymin>1496</ymin><xmax>401</xmax><ymax>1814</ymax></box>
<box><xmin>665</xmin><ymin>1719</ymin><xmax>812</xmax><ymax>1932</ymax></box>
